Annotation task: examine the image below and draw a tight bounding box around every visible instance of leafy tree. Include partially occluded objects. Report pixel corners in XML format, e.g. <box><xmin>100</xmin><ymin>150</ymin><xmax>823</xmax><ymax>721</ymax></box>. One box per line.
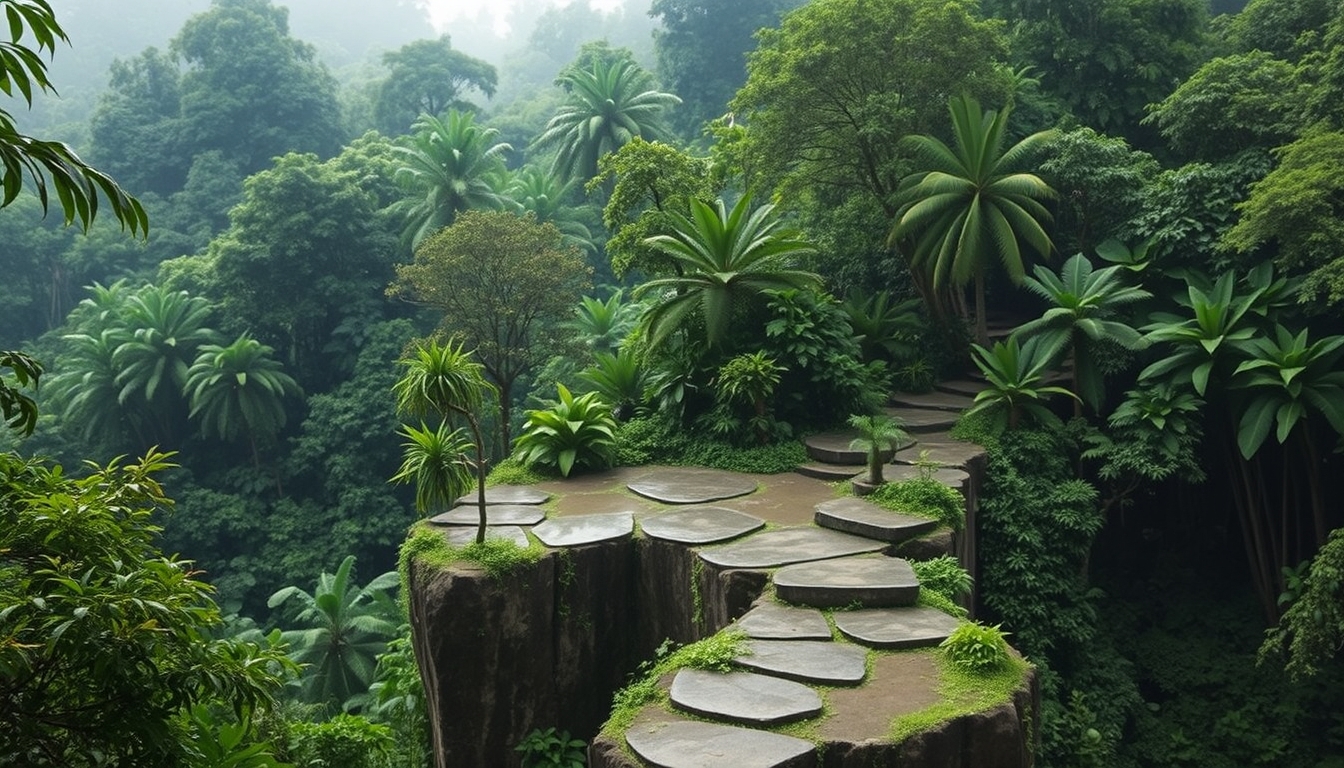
<box><xmin>1038</xmin><ymin>128</ymin><xmax>1160</xmax><ymax>258</ymax></box>
<box><xmin>374</xmin><ymin>35</ymin><xmax>497</xmax><ymax>136</ymax></box>
<box><xmin>532</xmin><ymin>57</ymin><xmax>680</xmax><ymax>184</ymax></box>
<box><xmin>0</xmin><ymin>0</ymin><xmax>147</xmax><ymax>235</ymax></box>
<box><xmin>635</xmin><ymin>195</ymin><xmax>821</xmax><ymax>350</ymax></box>
<box><xmin>389</xmin><ymin>211</ymin><xmax>591</xmax><ymax>450</ymax></box>
<box><xmin>0</xmin><ymin>450</ymin><xmax>290</xmax><ymax>766</ymax></box>
<box><xmin>1015</xmin><ymin>253</ymin><xmax>1151</xmax><ymax>412</ymax></box>
<box><xmin>392</xmin><ymin>110</ymin><xmax>511</xmax><ymax>249</ymax></box>
<box><xmin>1261</xmin><ymin>527</ymin><xmax>1344</xmax><ymax>679</ymax></box>
<box><xmin>650</xmin><ymin>0</ymin><xmax>804</xmax><ymax>136</ymax></box>
<box><xmin>87</xmin><ymin>47</ymin><xmax>187</xmax><ymax>197</ymax></box>
<box><xmin>889</xmin><ymin>95</ymin><xmax>1057</xmax><ymax>345</ymax></box>
<box><xmin>268</xmin><ymin>555</ymin><xmax>400</xmax><ymax>710</ymax></box>
<box><xmin>848</xmin><ymin>414</ymin><xmax>908</xmax><ymax>485</ymax></box>
<box><xmin>186</xmin><ymin>334</ymin><xmax>302</xmax><ymax>471</ymax></box>
<box><xmin>1226</xmin><ymin>0</ymin><xmax>1336</xmax><ymax>59</ymax></box>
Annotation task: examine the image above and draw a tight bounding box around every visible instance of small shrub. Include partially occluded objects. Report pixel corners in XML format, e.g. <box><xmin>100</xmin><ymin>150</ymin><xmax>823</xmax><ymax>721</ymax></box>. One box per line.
<box><xmin>516</xmin><ymin>727</ymin><xmax>586</xmax><ymax>768</ymax></box>
<box><xmin>941</xmin><ymin>622</ymin><xmax>1011</xmax><ymax>674</ymax></box>
<box><xmin>911</xmin><ymin>556</ymin><xmax>973</xmax><ymax>603</ymax></box>
<box><xmin>613</xmin><ymin>416</ymin><xmax>806</xmax><ymax>473</ymax></box>
<box><xmin>869</xmin><ymin>477</ymin><xmax>965</xmax><ymax>530</ymax></box>
<box><xmin>486</xmin><ymin>457</ymin><xmax>549</xmax><ymax>486</ymax></box>
<box><xmin>514</xmin><ymin>383</ymin><xmax>618</xmax><ymax>476</ymax></box>
<box><xmin>287</xmin><ymin>714</ymin><xmax>394</xmax><ymax>768</ymax></box>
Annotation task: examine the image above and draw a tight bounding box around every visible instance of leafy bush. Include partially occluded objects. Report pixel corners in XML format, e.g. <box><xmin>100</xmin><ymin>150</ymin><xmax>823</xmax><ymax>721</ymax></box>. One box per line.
<box><xmin>486</xmin><ymin>457</ymin><xmax>549</xmax><ymax>486</ymax></box>
<box><xmin>613</xmin><ymin>416</ymin><xmax>807</xmax><ymax>473</ymax></box>
<box><xmin>911</xmin><ymin>556</ymin><xmax>973</xmax><ymax>603</ymax></box>
<box><xmin>576</xmin><ymin>350</ymin><xmax>647</xmax><ymax>421</ymax></box>
<box><xmin>869</xmin><ymin>477</ymin><xmax>965</xmax><ymax>530</ymax></box>
<box><xmin>712</xmin><ymin>350</ymin><xmax>785</xmax><ymax>444</ymax></box>
<box><xmin>516</xmin><ymin>727</ymin><xmax>586</xmax><ymax>768</ymax></box>
<box><xmin>941</xmin><ymin>622</ymin><xmax>1011</xmax><ymax>674</ymax></box>
<box><xmin>514</xmin><ymin>384</ymin><xmax>618</xmax><ymax>476</ymax></box>
<box><xmin>287</xmin><ymin>714</ymin><xmax>394</xmax><ymax>768</ymax></box>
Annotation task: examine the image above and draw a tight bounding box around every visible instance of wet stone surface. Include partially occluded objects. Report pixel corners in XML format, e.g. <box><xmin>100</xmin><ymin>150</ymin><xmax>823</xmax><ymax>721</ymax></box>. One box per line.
<box><xmin>814</xmin><ymin>497</ymin><xmax>940</xmax><ymax>543</ymax></box>
<box><xmin>627</xmin><ymin>467</ymin><xmax>758</xmax><ymax>504</ymax></box>
<box><xmin>429</xmin><ymin>504</ymin><xmax>545</xmax><ymax>527</ymax></box>
<box><xmin>881</xmin><ymin>407</ymin><xmax>960</xmax><ymax>433</ymax></box>
<box><xmin>890</xmin><ymin>438</ymin><xmax>984</xmax><ymax>470</ymax></box>
<box><xmin>669</xmin><ymin>669</ymin><xmax>823</xmax><ymax>726</ymax></box>
<box><xmin>531</xmin><ymin>511</ymin><xmax>634</xmax><ymax>548</ymax></box>
<box><xmin>625</xmin><ymin>718</ymin><xmax>818</xmax><ymax>768</ymax></box>
<box><xmin>733</xmin><ymin>602</ymin><xmax>833</xmax><ymax>641</ymax></box>
<box><xmin>885</xmin><ymin>464</ymin><xmax>970</xmax><ymax>490</ymax></box>
<box><xmin>639</xmin><ymin>506</ymin><xmax>765</xmax><ymax>545</ymax></box>
<box><xmin>439</xmin><ymin>525</ymin><xmax>530</xmax><ymax>549</ymax></box>
<box><xmin>803</xmin><ymin>431</ymin><xmax>916</xmax><ymax>465</ymax></box>
<box><xmin>833</xmin><ymin>606</ymin><xmax>964</xmax><ymax>650</ymax></box>
<box><xmin>773</xmin><ymin>557</ymin><xmax>920</xmax><ymax>609</ymax></box>
<box><xmin>887</xmin><ymin>390</ymin><xmax>977</xmax><ymax>412</ymax></box>
<box><xmin>454</xmin><ymin>485</ymin><xmax>550</xmax><ymax>506</ymax></box>
<box><xmin>735</xmin><ymin>639</ymin><xmax>868</xmax><ymax>686</ymax></box>
<box><xmin>698</xmin><ymin>527</ymin><xmax>885</xmax><ymax>569</ymax></box>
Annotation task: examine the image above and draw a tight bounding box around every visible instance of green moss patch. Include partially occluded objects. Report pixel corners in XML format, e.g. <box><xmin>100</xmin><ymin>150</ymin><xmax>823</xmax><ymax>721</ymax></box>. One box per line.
<box><xmin>888</xmin><ymin>650</ymin><xmax>1030</xmax><ymax>743</ymax></box>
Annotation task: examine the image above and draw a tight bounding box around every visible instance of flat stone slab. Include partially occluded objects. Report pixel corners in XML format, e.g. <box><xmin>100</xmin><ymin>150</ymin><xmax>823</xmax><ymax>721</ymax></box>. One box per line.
<box><xmin>804</xmin><ymin>431</ymin><xmax>916</xmax><ymax>465</ymax></box>
<box><xmin>454</xmin><ymin>485</ymin><xmax>550</xmax><ymax>506</ymax></box>
<box><xmin>669</xmin><ymin>669</ymin><xmax>822</xmax><ymax>726</ymax></box>
<box><xmin>891</xmin><ymin>439</ymin><xmax>984</xmax><ymax>469</ymax></box>
<box><xmin>936</xmin><ymin>379</ymin><xmax>989</xmax><ymax>397</ymax></box>
<box><xmin>885</xmin><ymin>464</ymin><xmax>970</xmax><ymax>491</ymax></box>
<box><xmin>734</xmin><ymin>602</ymin><xmax>832</xmax><ymax>641</ymax></box>
<box><xmin>698</xmin><ymin>527</ymin><xmax>885</xmax><ymax>569</ymax></box>
<box><xmin>888</xmin><ymin>390</ymin><xmax>976</xmax><ymax>412</ymax></box>
<box><xmin>833</xmin><ymin>606</ymin><xmax>963</xmax><ymax>649</ymax></box>
<box><xmin>531</xmin><ymin>512</ymin><xmax>633</xmax><ymax>548</ymax></box>
<box><xmin>429</xmin><ymin>504</ymin><xmax>545</xmax><ymax>526</ymax></box>
<box><xmin>814</xmin><ymin>497</ymin><xmax>940</xmax><ymax>543</ymax></box>
<box><xmin>880</xmin><ymin>407</ymin><xmax>959</xmax><ymax>433</ymax></box>
<box><xmin>626</xmin><ymin>719</ymin><xmax>817</xmax><ymax>768</ymax></box>
<box><xmin>773</xmin><ymin>557</ymin><xmax>920</xmax><ymax>608</ymax></box>
<box><xmin>627</xmin><ymin>468</ymin><xmax>757</xmax><ymax>504</ymax></box>
<box><xmin>794</xmin><ymin>463</ymin><xmax>863</xmax><ymax>482</ymax></box>
<box><xmin>439</xmin><ymin>525</ymin><xmax>530</xmax><ymax>549</ymax></box>
<box><xmin>640</xmin><ymin>506</ymin><xmax>765</xmax><ymax>545</ymax></box>
<box><xmin>735</xmin><ymin>639</ymin><xmax>867</xmax><ymax>686</ymax></box>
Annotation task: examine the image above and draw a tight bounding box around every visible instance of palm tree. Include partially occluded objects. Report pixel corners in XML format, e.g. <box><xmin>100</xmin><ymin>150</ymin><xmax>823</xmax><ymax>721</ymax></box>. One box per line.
<box><xmin>112</xmin><ymin>285</ymin><xmax>221</xmax><ymax>406</ymax></box>
<box><xmin>1014</xmin><ymin>252</ymin><xmax>1151</xmax><ymax>413</ymax></box>
<box><xmin>570</xmin><ymin>290</ymin><xmax>640</xmax><ymax>356</ymax></box>
<box><xmin>634</xmin><ymin>195</ymin><xmax>822</xmax><ymax>349</ymax></box>
<box><xmin>390</xmin><ymin>421</ymin><xmax>475</xmax><ymax>515</ymax></box>
<box><xmin>46</xmin><ymin>327</ymin><xmax>132</xmax><ymax>447</ymax></box>
<box><xmin>393</xmin><ymin>339</ymin><xmax>495</xmax><ymax>544</ymax></box>
<box><xmin>964</xmin><ymin>336</ymin><xmax>1078</xmax><ymax>433</ymax></box>
<box><xmin>506</xmin><ymin>165</ymin><xmax>595</xmax><ymax>254</ymax></box>
<box><xmin>185</xmin><ymin>334</ymin><xmax>301</xmax><ymax>472</ymax></box>
<box><xmin>392</xmin><ymin>110</ymin><xmax>512</xmax><ymax>249</ymax></box>
<box><xmin>847</xmin><ymin>414</ymin><xmax>909</xmax><ymax>485</ymax></box>
<box><xmin>1139</xmin><ymin>270</ymin><xmax>1263</xmax><ymax>396</ymax></box>
<box><xmin>532</xmin><ymin>58</ymin><xmax>680</xmax><ymax>184</ymax></box>
<box><xmin>889</xmin><ymin>95</ymin><xmax>1058</xmax><ymax>346</ymax></box>
<box><xmin>268</xmin><ymin>556</ymin><xmax>400</xmax><ymax>710</ymax></box>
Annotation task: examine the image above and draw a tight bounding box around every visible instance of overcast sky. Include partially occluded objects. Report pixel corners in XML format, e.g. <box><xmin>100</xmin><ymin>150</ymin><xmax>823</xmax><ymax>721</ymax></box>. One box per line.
<box><xmin>421</xmin><ymin>0</ymin><xmax>627</xmax><ymax>35</ymax></box>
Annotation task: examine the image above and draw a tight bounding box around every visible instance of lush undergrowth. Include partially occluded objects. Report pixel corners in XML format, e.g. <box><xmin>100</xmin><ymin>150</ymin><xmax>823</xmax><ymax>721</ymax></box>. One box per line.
<box><xmin>614</xmin><ymin>416</ymin><xmax>808</xmax><ymax>473</ymax></box>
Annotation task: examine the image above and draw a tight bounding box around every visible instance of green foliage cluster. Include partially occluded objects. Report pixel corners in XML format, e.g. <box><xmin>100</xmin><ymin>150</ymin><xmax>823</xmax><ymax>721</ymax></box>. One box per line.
<box><xmin>399</xmin><ymin>523</ymin><xmax>545</xmax><ymax>582</ymax></box>
<box><xmin>514</xmin><ymin>383</ymin><xmax>619</xmax><ymax>477</ymax></box>
<box><xmin>868</xmin><ymin>477</ymin><xmax>965</xmax><ymax>531</ymax></box>
<box><xmin>613</xmin><ymin>416</ymin><xmax>807</xmax><ymax>474</ymax></box>
<box><xmin>515</xmin><ymin>727</ymin><xmax>586</xmax><ymax>768</ymax></box>
<box><xmin>911</xmin><ymin>556</ymin><xmax>974</xmax><ymax>604</ymax></box>
<box><xmin>287</xmin><ymin>714</ymin><xmax>395</xmax><ymax>768</ymax></box>
<box><xmin>1261</xmin><ymin>527</ymin><xmax>1344</xmax><ymax>680</ymax></box>
<box><xmin>941</xmin><ymin>622</ymin><xmax>1012</xmax><ymax>673</ymax></box>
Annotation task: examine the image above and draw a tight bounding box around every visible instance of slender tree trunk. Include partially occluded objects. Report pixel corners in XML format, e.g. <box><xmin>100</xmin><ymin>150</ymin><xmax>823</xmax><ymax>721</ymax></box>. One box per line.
<box><xmin>467</xmin><ymin>415</ymin><xmax>489</xmax><ymax>546</ymax></box>
<box><xmin>1301</xmin><ymin>425</ymin><xmax>1329</xmax><ymax>548</ymax></box>
<box><xmin>1227</xmin><ymin>441</ymin><xmax>1278</xmax><ymax>621</ymax></box>
<box><xmin>973</xmin><ymin>271</ymin><xmax>989</xmax><ymax>348</ymax></box>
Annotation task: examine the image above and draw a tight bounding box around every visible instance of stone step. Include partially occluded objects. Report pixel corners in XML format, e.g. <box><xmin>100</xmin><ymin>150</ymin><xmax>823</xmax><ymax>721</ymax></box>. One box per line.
<box><xmin>890</xmin><ymin>438</ymin><xmax>984</xmax><ymax>470</ymax></box>
<box><xmin>803</xmin><ymin>430</ymin><xmax>916</xmax><ymax>465</ymax></box>
<box><xmin>640</xmin><ymin>506</ymin><xmax>764</xmax><ymax>545</ymax></box>
<box><xmin>935</xmin><ymin>379</ymin><xmax>988</xmax><ymax>397</ymax></box>
<box><xmin>454</xmin><ymin>485</ymin><xmax>550</xmax><ymax>506</ymax></box>
<box><xmin>885</xmin><ymin>464</ymin><xmax>971</xmax><ymax>495</ymax></box>
<box><xmin>669</xmin><ymin>669</ymin><xmax>822</xmax><ymax>726</ymax></box>
<box><xmin>627</xmin><ymin>467</ymin><xmax>757</xmax><ymax>504</ymax></box>
<box><xmin>887</xmin><ymin>390</ymin><xmax>976</xmax><ymax>412</ymax></box>
<box><xmin>814</xmin><ymin>497</ymin><xmax>940</xmax><ymax>543</ymax></box>
<box><xmin>531</xmin><ymin>511</ymin><xmax>633</xmax><ymax>548</ymax></box>
<box><xmin>879</xmin><ymin>406</ymin><xmax>960</xmax><ymax>434</ymax></box>
<box><xmin>698</xmin><ymin>527</ymin><xmax>886</xmax><ymax>570</ymax></box>
<box><xmin>773</xmin><ymin>556</ymin><xmax>920</xmax><ymax>609</ymax></box>
<box><xmin>794</xmin><ymin>463</ymin><xmax>862</xmax><ymax>482</ymax></box>
<box><xmin>735</xmin><ymin>639</ymin><xmax>867</xmax><ymax>686</ymax></box>
<box><xmin>625</xmin><ymin>717</ymin><xmax>817</xmax><ymax>768</ymax></box>
<box><xmin>733</xmin><ymin>602</ymin><xmax>832</xmax><ymax>641</ymax></box>
<box><xmin>429</xmin><ymin>504</ymin><xmax>545</xmax><ymax>527</ymax></box>
<box><xmin>439</xmin><ymin>525</ymin><xmax>530</xmax><ymax>549</ymax></box>
<box><xmin>833</xmin><ymin>606</ymin><xmax>963</xmax><ymax>650</ymax></box>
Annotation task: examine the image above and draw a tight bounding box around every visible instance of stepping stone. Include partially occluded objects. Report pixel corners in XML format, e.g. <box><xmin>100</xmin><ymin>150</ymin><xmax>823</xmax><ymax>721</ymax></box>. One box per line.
<box><xmin>429</xmin><ymin>504</ymin><xmax>545</xmax><ymax>527</ymax></box>
<box><xmin>531</xmin><ymin>512</ymin><xmax>634</xmax><ymax>548</ymax></box>
<box><xmin>627</xmin><ymin>468</ymin><xmax>757</xmax><ymax>504</ymax></box>
<box><xmin>885</xmin><ymin>464</ymin><xmax>970</xmax><ymax>491</ymax></box>
<box><xmin>794</xmin><ymin>463</ymin><xmax>864</xmax><ymax>482</ymax></box>
<box><xmin>936</xmin><ymin>379</ymin><xmax>989</xmax><ymax>397</ymax></box>
<box><xmin>833</xmin><ymin>606</ymin><xmax>963</xmax><ymax>650</ymax></box>
<box><xmin>699</xmin><ymin>527</ymin><xmax>885</xmax><ymax>569</ymax></box>
<box><xmin>735</xmin><ymin>639</ymin><xmax>867</xmax><ymax>686</ymax></box>
<box><xmin>734</xmin><ymin>603</ymin><xmax>832</xmax><ymax>641</ymax></box>
<box><xmin>891</xmin><ymin>439</ymin><xmax>984</xmax><ymax>470</ymax></box>
<box><xmin>814</xmin><ymin>497</ymin><xmax>940</xmax><ymax>543</ymax></box>
<box><xmin>626</xmin><ymin>719</ymin><xmax>817</xmax><ymax>768</ymax></box>
<box><xmin>669</xmin><ymin>669</ymin><xmax>822</xmax><ymax>726</ymax></box>
<box><xmin>888</xmin><ymin>390</ymin><xmax>976</xmax><ymax>412</ymax></box>
<box><xmin>640</xmin><ymin>506</ymin><xmax>765</xmax><ymax>545</ymax></box>
<box><xmin>880</xmin><ymin>407</ymin><xmax>959</xmax><ymax>433</ymax></box>
<box><xmin>773</xmin><ymin>557</ymin><xmax>920</xmax><ymax>608</ymax></box>
<box><xmin>454</xmin><ymin>485</ymin><xmax>550</xmax><ymax>506</ymax></box>
<box><xmin>804</xmin><ymin>431</ymin><xmax>915</xmax><ymax>465</ymax></box>
<box><xmin>440</xmin><ymin>525</ymin><xmax>530</xmax><ymax>549</ymax></box>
